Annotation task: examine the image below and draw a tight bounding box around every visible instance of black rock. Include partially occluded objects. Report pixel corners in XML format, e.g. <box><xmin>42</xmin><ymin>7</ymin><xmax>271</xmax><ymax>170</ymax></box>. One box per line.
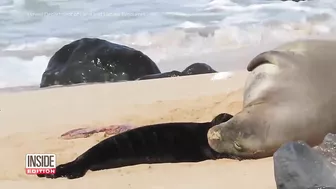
<box><xmin>273</xmin><ymin>141</ymin><xmax>336</xmax><ymax>189</ymax></box>
<box><xmin>181</xmin><ymin>63</ymin><xmax>217</xmax><ymax>75</ymax></box>
<box><xmin>136</xmin><ymin>62</ymin><xmax>217</xmax><ymax>80</ymax></box>
<box><xmin>40</xmin><ymin>38</ymin><xmax>160</xmax><ymax>88</ymax></box>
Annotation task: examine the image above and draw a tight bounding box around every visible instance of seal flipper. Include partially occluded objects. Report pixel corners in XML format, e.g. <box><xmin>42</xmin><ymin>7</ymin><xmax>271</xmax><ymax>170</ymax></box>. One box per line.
<box><xmin>37</xmin><ymin>160</ymin><xmax>88</xmax><ymax>179</ymax></box>
<box><xmin>247</xmin><ymin>50</ymin><xmax>298</xmax><ymax>72</ymax></box>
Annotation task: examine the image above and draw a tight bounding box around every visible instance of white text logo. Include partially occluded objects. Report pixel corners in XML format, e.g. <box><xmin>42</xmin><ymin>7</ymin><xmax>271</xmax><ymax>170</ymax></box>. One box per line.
<box><xmin>25</xmin><ymin>154</ymin><xmax>56</xmax><ymax>175</ymax></box>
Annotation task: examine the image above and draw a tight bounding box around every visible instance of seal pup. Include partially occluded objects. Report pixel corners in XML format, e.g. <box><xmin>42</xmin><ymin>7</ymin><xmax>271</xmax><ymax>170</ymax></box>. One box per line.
<box><xmin>37</xmin><ymin>113</ymin><xmax>233</xmax><ymax>179</ymax></box>
<box><xmin>207</xmin><ymin>39</ymin><xmax>336</xmax><ymax>159</ymax></box>
<box><xmin>273</xmin><ymin>141</ymin><xmax>336</xmax><ymax>189</ymax></box>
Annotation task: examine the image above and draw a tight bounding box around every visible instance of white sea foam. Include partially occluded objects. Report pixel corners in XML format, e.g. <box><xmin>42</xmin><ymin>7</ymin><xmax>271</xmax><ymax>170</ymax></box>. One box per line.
<box><xmin>0</xmin><ymin>56</ymin><xmax>49</xmax><ymax>88</ymax></box>
<box><xmin>176</xmin><ymin>21</ymin><xmax>206</xmax><ymax>29</ymax></box>
<box><xmin>211</xmin><ymin>72</ymin><xmax>233</xmax><ymax>81</ymax></box>
<box><xmin>3</xmin><ymin>37</ymin><xmax>71</xmax><ymax>51</ymax></box>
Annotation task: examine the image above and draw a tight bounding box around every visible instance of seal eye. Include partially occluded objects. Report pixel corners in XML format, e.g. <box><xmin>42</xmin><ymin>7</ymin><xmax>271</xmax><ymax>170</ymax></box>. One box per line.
<box><xmin>233</xmin><ymin>141</ymin><xmax>243</xmax><ymax>151</ymax></box>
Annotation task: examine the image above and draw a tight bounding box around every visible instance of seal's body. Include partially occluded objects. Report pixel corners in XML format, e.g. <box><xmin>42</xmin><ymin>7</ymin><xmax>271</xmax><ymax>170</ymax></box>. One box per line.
<box><xmin>207</xmin><ymin>40</ymin><xmax>336</xmax><ymax>159</ymax></box>
<box><xmin>38</xmin><ymin>113</ymin><xmax>233</xmax><ymax>179</ymax></box>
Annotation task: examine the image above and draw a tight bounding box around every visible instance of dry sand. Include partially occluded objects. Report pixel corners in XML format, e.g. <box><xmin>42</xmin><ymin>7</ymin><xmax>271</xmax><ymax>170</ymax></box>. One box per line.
<box><xmin>0</xmin><ymin>71</ymin><xmax>275</xmax><ymax>189</ymax></box>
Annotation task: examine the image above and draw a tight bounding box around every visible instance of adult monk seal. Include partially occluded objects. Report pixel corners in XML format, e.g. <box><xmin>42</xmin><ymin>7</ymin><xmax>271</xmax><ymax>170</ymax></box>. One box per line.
<box><xmin>207</xmin><ymin>39</ymin><xmax>336</xmax><ymax>159</ymax></box>
<box><xmin>37</xmin><ymin>113</ymin><xmax>233</xmax><ymax>179</ymax></box>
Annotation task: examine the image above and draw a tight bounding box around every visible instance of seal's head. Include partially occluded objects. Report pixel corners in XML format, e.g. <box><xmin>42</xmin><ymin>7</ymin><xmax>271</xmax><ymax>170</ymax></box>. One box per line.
<box><xmin>207</xmin><ymin>117</ymin><xmax>271</xmax><ymax>159</ymax></box>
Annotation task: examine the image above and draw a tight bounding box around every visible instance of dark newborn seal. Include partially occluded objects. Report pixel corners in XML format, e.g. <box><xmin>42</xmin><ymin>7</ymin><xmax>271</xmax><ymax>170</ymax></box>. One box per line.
<box><xmin>37</xmin><ymin>113</ymin><xmax>233</xmax><ymax>179</ymax></box>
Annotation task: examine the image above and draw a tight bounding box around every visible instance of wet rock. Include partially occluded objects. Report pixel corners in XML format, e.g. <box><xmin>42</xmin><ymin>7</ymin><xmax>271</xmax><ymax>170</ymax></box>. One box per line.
<box><xmin>273</xmin><ymin>141</ymin><xmax>336</xmax><ymax>189</ymax></box>
<box><xmin>181</xmin><ymin>63</ymin><xmax>217</xmax><ymax>75</ymax></box>
<box><xmin>314</xmin><ymin>133</ymin><xmax>336</xmax><ymax>166</ymax></box>
<box><xmin>40</xmin><ymin>38</ymin><xmax>160</xmax><ymax>88</ymax></box>
<box><xmin>137</xmin><ymin>63</ymin><xmax>217</xmax><ymax>80</ymax></box>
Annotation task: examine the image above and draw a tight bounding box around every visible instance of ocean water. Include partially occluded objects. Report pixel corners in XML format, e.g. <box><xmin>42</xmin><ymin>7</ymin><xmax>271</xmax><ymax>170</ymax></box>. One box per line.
<box><xmin>1</xmin><ymin>0</ymin><xmax>336</xmax><ymax>88</ymax></box>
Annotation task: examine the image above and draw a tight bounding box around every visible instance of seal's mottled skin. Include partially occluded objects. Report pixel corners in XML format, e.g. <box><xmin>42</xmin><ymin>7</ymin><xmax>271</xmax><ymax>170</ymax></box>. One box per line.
<box><xmin>37</xmin><ymin>113</ymin><xmax>233</xmax><ymax>179</ymax></box>
<box><xmin>207</xmin><ymin>40</ymin><xmax>336</xmax><ymax>159</ymax></box>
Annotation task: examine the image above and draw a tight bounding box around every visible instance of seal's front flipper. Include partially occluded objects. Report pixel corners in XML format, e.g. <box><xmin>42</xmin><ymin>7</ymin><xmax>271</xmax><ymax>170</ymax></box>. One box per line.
<box><xmin>37</xmin><ymin>161</ymin><xmax>88</xmax><ymax>179</ymax></box>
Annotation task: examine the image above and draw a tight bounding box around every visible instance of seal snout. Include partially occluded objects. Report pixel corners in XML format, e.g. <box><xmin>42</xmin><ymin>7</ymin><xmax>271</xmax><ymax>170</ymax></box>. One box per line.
<box><xmin>207</xmin><ymin>127</ymin><xmax>224</xmax><ymax>153</ymax></box>
<box><xmin>207</xmin><ymin>128</ymin><xmax>222</xmax><ymax>140</ymax></box>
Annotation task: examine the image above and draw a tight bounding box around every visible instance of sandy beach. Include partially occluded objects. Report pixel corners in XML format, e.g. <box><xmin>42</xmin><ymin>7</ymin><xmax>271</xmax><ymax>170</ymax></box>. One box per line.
<box><xmin>0</xmin><ymin>71</ymin><xmax>275</xmax><ymax>189</ymax></box>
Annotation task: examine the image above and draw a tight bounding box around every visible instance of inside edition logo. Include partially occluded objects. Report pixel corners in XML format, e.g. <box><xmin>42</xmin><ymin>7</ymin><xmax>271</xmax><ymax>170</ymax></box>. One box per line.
<box><xmin>25</xmin><ymin>154</ymin><xmax>56</xmax><ymax>175</ymax></box>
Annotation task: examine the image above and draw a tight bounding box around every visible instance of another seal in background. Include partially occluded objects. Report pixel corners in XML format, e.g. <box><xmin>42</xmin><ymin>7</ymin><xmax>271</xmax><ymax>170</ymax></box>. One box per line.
<box><xmin>37</xmin><ymin>113</ymin><xmax>233</xmax><ymax>179</ymax></box>
<box><xmin>273</xmin><ymin>141</ymin><xmax>336</xmax><ymax>189</ymax></box>
<box><xmin>207</xmin><ymin>39</ymin><xmax>336</xmax><ymax>159</ymax></box>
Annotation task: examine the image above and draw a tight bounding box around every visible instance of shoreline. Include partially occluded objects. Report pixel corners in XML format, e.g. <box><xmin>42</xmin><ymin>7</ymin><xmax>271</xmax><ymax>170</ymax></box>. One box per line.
<box><xmin>0</xmin><ymin>71</ymin><xmax>239</xmax><ymax>94</ymax></box>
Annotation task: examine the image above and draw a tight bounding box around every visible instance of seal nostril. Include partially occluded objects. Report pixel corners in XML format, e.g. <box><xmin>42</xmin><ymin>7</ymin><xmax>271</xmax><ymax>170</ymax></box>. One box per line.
<box><xmin>208</xmin><ymin>130</ymin><xmax>222</xmax><ymax>140</ymax></box>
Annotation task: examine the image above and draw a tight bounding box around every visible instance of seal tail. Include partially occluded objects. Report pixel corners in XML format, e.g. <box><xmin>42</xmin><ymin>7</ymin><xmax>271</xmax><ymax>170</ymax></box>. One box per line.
<box><xmin>247</xmin><ymin>50</ymin><xmax>297</xmax><ymax>72</ymax></box>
